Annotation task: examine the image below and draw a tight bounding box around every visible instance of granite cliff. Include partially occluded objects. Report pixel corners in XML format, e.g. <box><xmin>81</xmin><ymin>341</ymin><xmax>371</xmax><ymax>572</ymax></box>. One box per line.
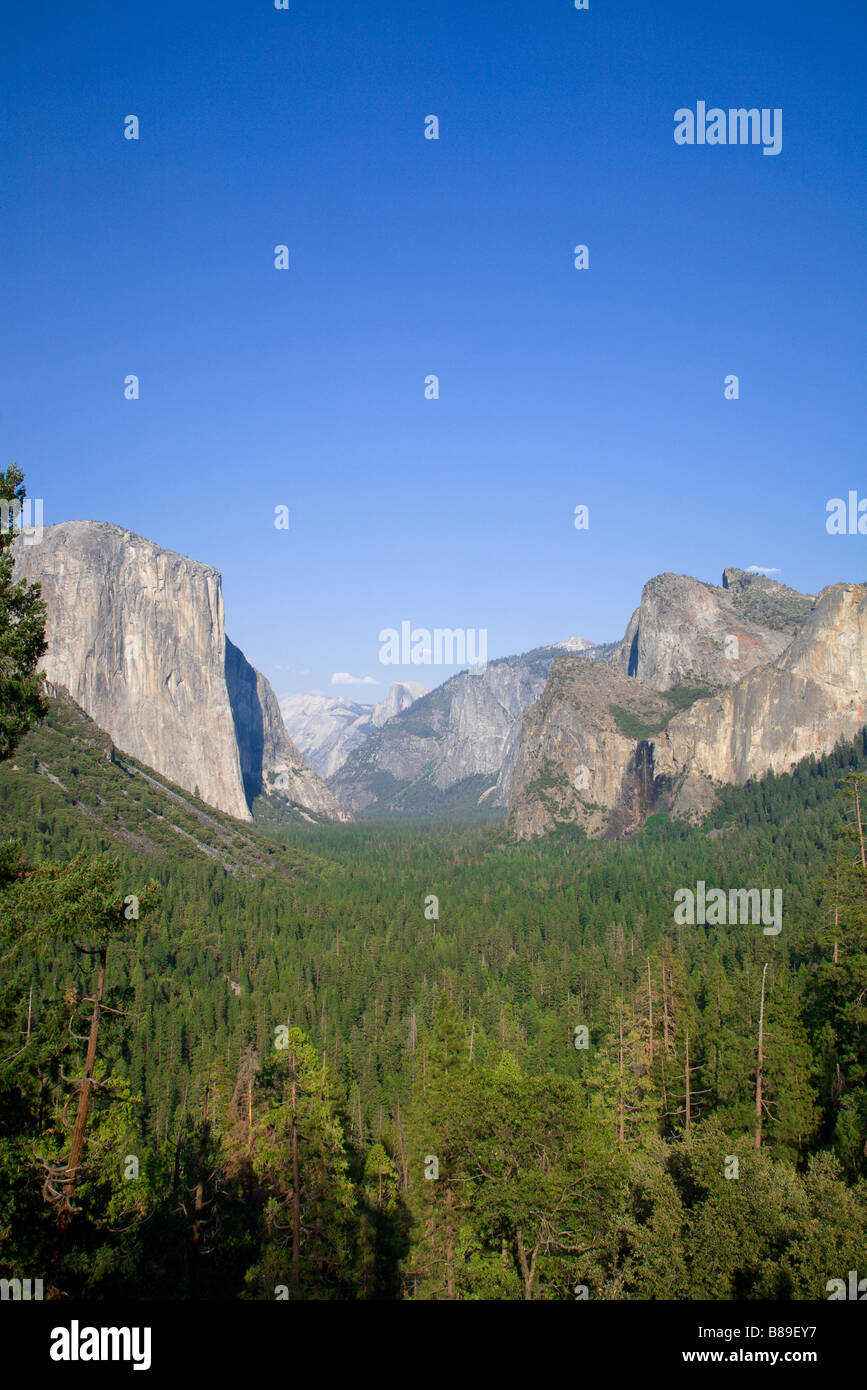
<box><xmin>13</xmin><ymin>521</ymin><xmax>348</xmax><ymax>824</ymax></box>
<box><xmin>507</xmin><ymin>657</ymin><xmax>673</xmax><ymax>839</ymax></box>
<box><xmin>609</xmin><ymin>568</ymin><xmax>813</xmax><ymax>690</ymax></box>
<box><xmin>655</xmin><ymin>581</ymin><xmax>867</xmax><ymax>820</ymax></box>
<box><xmin>507</xmin><ymin>569</ymin><xmax>866</xmax><ymax>840</ymax></box>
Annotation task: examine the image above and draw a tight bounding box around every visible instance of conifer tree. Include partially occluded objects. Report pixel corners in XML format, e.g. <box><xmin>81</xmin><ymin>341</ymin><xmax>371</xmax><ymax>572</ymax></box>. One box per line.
<box><xmin>406</xmin><ymin>993</ymin><xmax>472</xmax><ymax>1298</ymax></box>
<box><xmin>248</xmin><ymin>1027</ymin><xmax>356</xmax><ymax>1298</ymax></box>
<box><xmin>587</xmin><ymin>995</ymin><xmax>658</xmax><ymax>1148</ymax></box>
<box><xmin>0</xmin><ymin>463</ymin><xmax>47</xmax><ymax>760</ymax></box>
<box><xmin>1</xmin><ymin>852</ymin><xmax>158</xmax><ymax>1223</ymax></box>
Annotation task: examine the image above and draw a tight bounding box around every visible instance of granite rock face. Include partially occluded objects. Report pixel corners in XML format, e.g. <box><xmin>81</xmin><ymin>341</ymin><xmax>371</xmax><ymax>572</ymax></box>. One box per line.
<box><xmin>14</xmin><ymin>521</ymin><xmax>348</xmax><ymax>823</ymax></box>
<box><xmin>508</xmin><ymin>570</ymin><xmax>865</xmax><ymax>840</ymax></box>
<box><xmin>279</xmin><ymin>693</ymin><xmax>374</xmax><ymax>779</ymax></box>
<box><xmin>371</xmin><ymin>681</ymin><xmax>428</xmax><ymax>727</ymax></box>
<box><xmin>507</xmin><ymin>656</ymin><xmax>672</xmax><ymax>840</ymax></box>
<box><xmin>608</xmin><ymin>570</ymin><xmax>812</xmax><ymax>691</ymax></box>
<box><xmin>655</xmin><ymin>582</ymin><xmax>867</xmax><ymax>815</ymax></box>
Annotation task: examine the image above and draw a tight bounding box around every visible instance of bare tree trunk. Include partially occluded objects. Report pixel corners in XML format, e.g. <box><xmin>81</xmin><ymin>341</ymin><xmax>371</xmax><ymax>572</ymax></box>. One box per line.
<box><xmin>754</xmin><ymin>964</ymin><xmax>768</xmax><ymax>1151</ymax></box>
<box><xmin>618</xmin><ymin>1004</ymin><xmax>625</xmax><ymax>1148</ymax></box>
<box><xmin>60</xmin><ymin>947</ymin><xmax>106</xmax><ymax>1223</ymax></box>
<box><xmin>190</xmin><ymin>1086</ymin><xmax>210</xmax><ymax>1301</ymax></box>
<box><xmin>290</xmin><ymin>1052</ymin><xmax>301</xmax><ymax>1289</ymax></box>
<box><xmin>394</xmin><ymin>1099</ymin><xmax>409</xmax><ymax>1190</ymax></box>
<box><xmin>684</xmin><ymin>1027</ymin><xmax>691</xmax><ymax>1138</ymax></box>
<box><xmin>445</xmin><ymin>1186</ymin><xmax>456</xmax><ymax>1300</ymax></box>
<box><xmin>191</xmin><ymin>1168</ymin><xmax>205</xmax><ymax>1298</ymax></box>
<box><xmin>247</xmin><ymin>1071</ymin><xmax>253</xmax><ymax>1160</ymax></box>
<box><xmin>646</xmin><ymin>958</ymin><xmax>654</xmax><ymax>1065</ymax></box>
<box><xmin>855</xmin><ymin>781</ymin><xmax>867</xmax><ymax>868</ymax></box>
<box><xmin>515</xmin><ymin>1227</ymin><xmax>539</xmax><ymax>1300</ymax></box>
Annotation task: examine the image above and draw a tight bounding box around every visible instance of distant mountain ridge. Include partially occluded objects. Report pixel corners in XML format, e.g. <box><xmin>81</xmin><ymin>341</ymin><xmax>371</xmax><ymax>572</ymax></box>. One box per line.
<box><xmin>280</xmin><ymin>682</ymin><xmax>427</xmax><ymax>778</ymax></box>
<box><xmin>326</xmin><ymin>641</ymin><xmax>597</xmax><ymax>817</ymax></box>
<box><xmin>16</xmin><ymin>522</ymin><xmax>854</xmax><ymax>840</ymax></box>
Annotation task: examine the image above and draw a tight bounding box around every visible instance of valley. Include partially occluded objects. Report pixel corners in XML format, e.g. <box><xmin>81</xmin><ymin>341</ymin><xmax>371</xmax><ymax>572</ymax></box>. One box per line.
<box><xmin>3</xmin><ymin>493</ymin><xmax>866</xmax><ymax>1304</ymax></box>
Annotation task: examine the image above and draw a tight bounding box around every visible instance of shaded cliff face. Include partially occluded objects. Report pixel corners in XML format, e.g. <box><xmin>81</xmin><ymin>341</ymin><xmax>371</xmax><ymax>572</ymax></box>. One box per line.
<box><xmin>14</xmin><ymin>521</ymin><xmax>347</xmax><ymax>824</ymax></box>
<box><xmin>226</xmin><ymin>643</ymin><xmax>349</xmax><ymax>820</ymax></box>
<box><xmin>609</xmin><ymin>571</ymin><xmax>813</xmax><ymax>691</ymax></box>
<box><xmin>508</xmin><ymin>571</ymin><xmax>863</xmax><ymax>841</ymax></box>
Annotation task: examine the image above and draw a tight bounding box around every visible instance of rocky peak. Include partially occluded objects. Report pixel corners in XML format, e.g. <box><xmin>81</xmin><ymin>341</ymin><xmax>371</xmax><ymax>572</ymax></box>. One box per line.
<box><xmin>330</xmin><ymin>646</ymin><xmax>564</xmax><ymax>815</ymax></box>
<box><xmin>371</xmin><ymin>681</ymin><xmax>428</xmax><ymax>727</ymax></box>
<box><xmin>722</xmin><ymin>566</ymin><xmax>779</xmax><ymax>593</ymax></box>
<box><xmin>508</xmin><ymin>569</ymin><xmax>857</xmax><ymax>841</ymax></box>
<box><xmin>556</xmin><ymin>636</ymin><xmax>597</xmax><ymax>653</ymax></box>
<box><xmin>609</xmin><ymin>569</ymin><xmax>812</xmax><ymax>692</ymax></box>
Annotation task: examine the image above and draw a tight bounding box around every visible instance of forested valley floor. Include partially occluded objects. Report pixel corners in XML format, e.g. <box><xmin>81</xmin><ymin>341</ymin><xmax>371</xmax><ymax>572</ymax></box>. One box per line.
<box><xmin>1</xmin><ymin>695</ymin><xmax>865</xmax><ymax>1300</ymax></box>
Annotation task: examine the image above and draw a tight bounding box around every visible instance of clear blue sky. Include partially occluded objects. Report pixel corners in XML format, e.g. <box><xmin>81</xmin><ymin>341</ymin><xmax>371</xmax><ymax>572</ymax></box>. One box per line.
<box><xmin>3</xmin><ymin>0</ymin><xmax>865</xmax><ymax>698</ymax></box>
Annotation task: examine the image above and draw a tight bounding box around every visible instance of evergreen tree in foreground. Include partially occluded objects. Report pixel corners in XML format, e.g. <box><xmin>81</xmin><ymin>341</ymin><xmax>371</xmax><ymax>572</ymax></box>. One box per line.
<box><xmin>0</xmin><ymin>463</ymin><xmax>46</xmax><ymax>759</ymax></box>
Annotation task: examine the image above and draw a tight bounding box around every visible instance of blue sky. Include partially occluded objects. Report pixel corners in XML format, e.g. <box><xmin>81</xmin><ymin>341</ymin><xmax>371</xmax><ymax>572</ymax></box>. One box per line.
<box><xmin>3</xmin><ymin>0</ymin><xmax>865</xmax><ymax>699</ymax></box>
